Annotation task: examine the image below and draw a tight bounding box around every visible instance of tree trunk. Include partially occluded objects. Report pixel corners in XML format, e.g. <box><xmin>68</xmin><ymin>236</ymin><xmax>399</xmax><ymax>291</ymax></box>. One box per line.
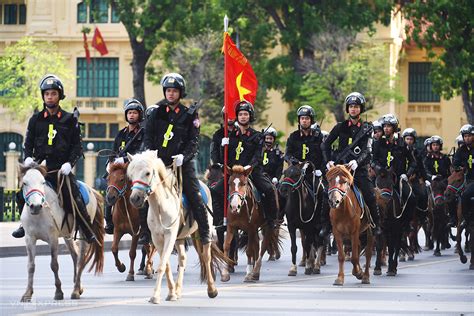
<box><xmin>461</xmin><ymin>80</ymin><xmax>474</xmax><ymax>124</ymax></box>
<box><xmin>130</xmin><ymin>40</ymin><xmax>152</xmax><ymax>107</ymax></box>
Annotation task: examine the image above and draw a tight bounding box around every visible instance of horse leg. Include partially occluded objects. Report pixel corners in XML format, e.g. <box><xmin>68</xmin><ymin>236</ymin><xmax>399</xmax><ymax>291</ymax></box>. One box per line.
<box><xmin>314</xmin><ymin>244</ymin><xmax>324</xmax><ymax>275</ymax></box>
<box><xmin>362</xmin><ymin>233</ymin><xmax>373</xmax><ymax>284</ymax></box>
<box><xmin>333</xmin><ymin>232</ymin><xmax>345</xmax><ymax>286</ymax></box>
<box><xmin>221</xmin><ymin>226</ymin><xmax>235</xmax><ymax>282</ymax></box>
<box><xmin>112</xmin><ymin>231</ymin><xmax>126</xmax><ymax>273</ymax></box>
<box><xmin>64</xmin><ymin>238</ymin><xmax>79</xmax><ymax>285</ymax></box>
<box><xmin>50</xmin><ymin>238</ymin><xmax>64</xmax><ymax>300</ymax></box>
<box><xmin>468</xmin><ymin>225</ymin><xmax>474</xmax><ymax>270</ymax></box>
<box><xmin>164</xmin><ymin>260</ymin><xmax>178</xmax><ymax>302</ymax></box>
<box><xmin>244</xmin><ymin>231</ymin><xmax>258</xmax><ymax>283</ymax></box>
<box><xmin>304</xmin><ymin>233</ymin><xmax>315</xmax><ymax>275</ymax></box>
<box><xmin>374</xmin><ymin>235</ymin><xmax>383</xmax><ymax>275</ymax></box>
<box><xmin>137</xmin><ymin>245</ymin><xmax>146</xmax><ymax>275</ymax></box>
<box><xmin>351</xmin><ymin>232</ymin><xmax>362</xmax><ymax>280</ymax></box>
<box><xmin>21</xmin><ymin>236</ymin><xmax>37</xmax><ymax>302</ymax></box>
<box><xmin>144</xmin><ymin>243</ymin><xmax>156</xmax><ymax>278</ymax></box>
<box><xmin>126</xmin><ymin>234</ymin><xmax>139</xmax><ymax>281</ymax></box>
<box><xmin>174</xmin><ymin>239</ymin><xmax>186</xmax><ymax>299</ymax></box>
<box><xmin>149</xmin><ymin>237</ymin><xmax>167</xmax><ymax>304</ymax></box>
<box><xmin>71</xmin><ymin>240</ymin><xmax>88</xmax><ymax>299</ymax></box>
<box><xmin>250</xmin><ymin>229</ymin><xmax>267</xmax><ymax>282</ymax></box>
<box><xmin>202</xmin><ymin>242</ymin><xmax>218</xmax><ymax>298</ymax></box>
<box><xmin>288</xmin><ymin>226</ymin><xmax>298</xmax><ymax>276</ymax></box>
<box><xmin>299</xmin><ymin>230</ymin><xmax>306</xmax><ymax>266</ymax></box>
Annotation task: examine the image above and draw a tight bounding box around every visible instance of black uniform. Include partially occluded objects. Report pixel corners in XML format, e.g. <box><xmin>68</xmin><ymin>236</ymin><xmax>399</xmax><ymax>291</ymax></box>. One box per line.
<box><xmin>210</xmin><ymin>125</ymin><xmax>225</xmax><ymax>165</ymax></box>
<box><xmin>261</xmin><ymin>145</ymin><xmax>284</xmax><ymax>181</ymax></box>
<box><xmin>145</xmin><ymin>101</ymin><xmax>210</xmax><ymax>243</ymax></box>
<box><xmin>210</xmin><ymin>126</ymin><xmax>278</xmax><ymax>226</ymax></box>
<box><xmin>423</xmin><ymin>153</ymin><xmax>452</xmax><ymax>179</ymax></box>
<box><xmin>321</xmin><ymin>120</ymin><xmax>380</xmax><ymax>227</ymax></box>
<box><xmin>453</xmin><ymin>144</ymin><xmax>474</xmax><ymax>221</ymax></box>
<box><xmin>21</xmin><ymin>107</ymin><xmax>94</xmax><ymax>241</ymax></box>
<box><xmin>405</xmin><ymin>145</ymin><xmax>429</xmax><ymax>212</ymax></box>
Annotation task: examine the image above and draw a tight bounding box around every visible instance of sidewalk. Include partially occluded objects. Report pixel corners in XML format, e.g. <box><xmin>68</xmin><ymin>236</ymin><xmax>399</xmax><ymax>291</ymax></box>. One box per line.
<box><xmin>0</xmin><ymin>222</ymin><xmax>133</xmax><ymax>258</ymax></box>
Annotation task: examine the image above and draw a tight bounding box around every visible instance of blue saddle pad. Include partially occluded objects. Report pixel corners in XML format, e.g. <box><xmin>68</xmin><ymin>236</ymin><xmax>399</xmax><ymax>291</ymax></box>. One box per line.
<box><xmin>183</xmin><ymin>182</ymin><xmax>208</xmax><ymax>210</ymax></box>
<box><xmin>77</xmin><ymin>181</ymin><xmax>90</xmax><ymax>205</ymax></box>
<box><xmin>352</xmin><ymin>185</ymin><xmax>364</xmax><ymax>209</ymax></box>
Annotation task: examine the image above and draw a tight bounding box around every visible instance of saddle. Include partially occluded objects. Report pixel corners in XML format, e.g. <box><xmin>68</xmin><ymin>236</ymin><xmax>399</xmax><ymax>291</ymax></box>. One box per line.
<box><xmin>248</xmin><ymin>179</ymin><xmax>262</xmax><ymax>203</ymax></box>
<box><xmin>45</xmin><ymin>180</ymin><xmax>89</xmax><ymax>205</ymax></box>
<box><xmin>182</xmin><ymin>182</ymin><xmax>209</xmax><ymax>210</ymax></box>
<box><xmin>352</xmin><ymin>185</ymin><xmax>374</xmax><ymax>226</ymax></box>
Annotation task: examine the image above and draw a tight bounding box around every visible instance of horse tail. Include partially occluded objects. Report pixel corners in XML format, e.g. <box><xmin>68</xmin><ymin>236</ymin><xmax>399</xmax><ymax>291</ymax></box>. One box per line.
<box><xmin>84</xmin><ymin>189</ymin><xmax>105</xmax><ymax>275</ymax></box>
<box><xmin>266</xmin><ymin>224</ymin><xmax>283</xmax><ymax>260</ymax></box>
<box><xmin>190</xmin><ymin>233</ymin><xmax>207</xmax><ymax>282</ymax></box>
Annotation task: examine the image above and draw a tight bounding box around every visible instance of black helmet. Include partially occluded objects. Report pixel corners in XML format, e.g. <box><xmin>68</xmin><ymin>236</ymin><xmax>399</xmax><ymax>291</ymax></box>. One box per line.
<box><xmin>424</xmin><ymin>137</ymin><xmax>433</xmax><ymax>147</ymax></box>
<box><xmin>263</xmin><ymin>127</ymin><xmax>277</xmax><ymax>139</ymax></box>
<box><xmin>372</xmin><ymin>120</ymin><xmax>383</xmax><ymax>131</ymax></box>
<box><xmin>161</xmin><ymin>73</ymin><xmax>186</xmax><ymax>98</ymax></box>
<box><xmin>297</xmin><ymin>105</ymin><xmax>315</xmax><ymax>123</ymax></box>
<box><xmin>380</xmin><ymin>113</ymin><xmax>399</xmax><ymax>129</ymax></box>
<box><xmin>345</xmin><ymin>92</ymin><xmax>366</xmax><ymax>113</ymax></box>
<box><xmin>460</xmin><ymin>124</ymin><xmax>474</xmax><ymax>136</ymax></box>
<box><xmin>430</xmin><ymin>135</ymin><xmax>443</xmax><ymax>150</ymax></box>
<box><xmin>235</xmin><ymin>100</ymin><xmax>255</xmax><ymax>122</ymax></box>
<box><xmin>145</xmin><ymin>104</ymin><xmax>158</xmax><ymax>120</ymax></box>
<box><xmin>124</xmin><ymin>98</ymin><xmax>144</xmax><ymax>122</ymax></box>
<box><xmin>39</xmin><ymin>74</ymin><xmax>65</xmax><ymax>100</ymax></box>
<box><xmin>402</xmin><ymin>128</ymin><xmax>417</xmax><ymax>139</ymax></box>
<box><xmin>455</xmin><ymin>135</ymin><xmax>464</xmax><ymax>146</ymax></box>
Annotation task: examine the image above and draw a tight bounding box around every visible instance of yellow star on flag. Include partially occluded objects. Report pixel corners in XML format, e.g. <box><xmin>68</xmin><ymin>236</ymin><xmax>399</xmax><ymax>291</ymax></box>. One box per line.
<box><xmin>96</xmin><ymin>36</ymin><xmax>102</xmax><ymax>44</ymax></box>
<box><xmin>236</xmin><ymin>71</ymin><xmax>251</xmax><ymax>101</ymax></box>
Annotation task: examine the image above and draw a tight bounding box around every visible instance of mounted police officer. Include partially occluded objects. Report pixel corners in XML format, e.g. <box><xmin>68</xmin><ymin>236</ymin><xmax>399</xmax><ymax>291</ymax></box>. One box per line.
<box><xmin>373</xmin><ymin>120</ymin><xmax>383</xmax><ymax>141</ymax></box>
<box><xmin>423</xmin><ymin>135</ymin><xmax>451</xmax><ymax>180</ymax></box>
<box><xmin>12</xmin><ymin>74</ymin><xmax>96</xmax><ymax>243</ymax></box>
<box><xmin>211</xmin><ymin>100</ymin><xmax>278</xmax><ymax>229</ymax></box>
<box><xmin>453</xmin><ymin>124</ymin><xmax>474</xmax><ymax>227</ymax></box>
<box><xmin>144</xmin><ymin>73</ymin><xmax>211</xmax><ymax>244</ymax></box>
<box><xmin>261</xmin><ymin>127</ymin><xmax>284</xmax><ymax>185</ymax></box>
<box><xmin>210</xmin><ymin>107</ymin><xmax>236</xmax><ymax>166</ymax></box>
<box><xmin>320</xmin><ymin>92</ymin><xmax>381</xmax><ymax>236</ymax></box>
<box><xmin>104</xmin><ymin>99</ymin><xmax>147</xmax><ymax>241</ymax></box>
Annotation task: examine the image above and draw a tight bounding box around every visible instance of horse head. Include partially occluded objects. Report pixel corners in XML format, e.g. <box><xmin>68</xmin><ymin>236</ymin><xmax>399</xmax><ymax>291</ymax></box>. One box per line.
<box><xmin>19</xmin><ymin>163</ymin><xmax>48</xmax><ymax>215</ymax></box>
<box><xmin>444</xmin><ymin>167</ymin><xmax>465</xmax><ymax>202</ymax></box>
<box><xmin>326</xmin><ymin>165</ymin><xmax>353</xmax><ymax>209</ymax></box>
<box><xmin>375</xmin><ymin>166</ymin><xmax>396</xmax><ymax>201</ymax></box>
<box><xmin>106</xmin><ymin>162</ymin><xmax>129</xmax><ymax>206</ymax></box>
<box><xmin>431</xmin><ymin>175</ymin><xmax>447</xmax><ymax>207</ymax></box>
<box><xmin>205</xmin><ymin>163</ymin><xmax>223</xmax><ymax>187</ymax></box>
<box><xmin>279</xmin><ymin>162</ymin><xmax>305</xmax><ymax>198</ymax></box>
<box><xmin>226</xmin><ymin>165</ymin><xmax>252</xmax><ymax>215</ymax></box>
<box><xmin>127</xmin><ymin>150</ymin><xmax>165</xmax><ymax>208</ymax></box>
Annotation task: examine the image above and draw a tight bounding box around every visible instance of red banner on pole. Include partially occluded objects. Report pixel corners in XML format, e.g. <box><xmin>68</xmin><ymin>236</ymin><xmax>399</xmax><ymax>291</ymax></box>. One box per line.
<box><xmin>92</xmin><ymin>27</ymin><xmax>108</xmax><ymax>56</ymax></box>
<box><xmin>83</xmin><ymin>32</ymin><xmax>91</xmax><ymax>64</ymax></box>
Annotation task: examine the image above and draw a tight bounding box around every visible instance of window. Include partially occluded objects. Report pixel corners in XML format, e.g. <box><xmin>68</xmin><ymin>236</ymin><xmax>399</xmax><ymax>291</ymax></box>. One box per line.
<box><xmin>19</xmin><ymin>4</ymin><xmax>26</xmax><ymax>24</ymax></box>
<box><xmin>77</xmin><ymin>58</ymin><xmax>119</xmax><ymax>97</ymax></box>
<box><xmin>0</xmin><ymin>132</ymin><xmax>23</xmax><ymax>172</ymax></box>
<box><xmin>77</xmin><ymin>0</ymin><xmax>119</xmax><ymax>24</ymax></box>
<box><xmin>88</xmin><ymin>123</ymin><xmax>107</xmax><ymax>138</ymax></box>
<box><xmin>408</xmin><ymin>62</ymin><xmax>440</xmax><ymax>103</ymax></box>
<box><xmin>4</xmin><ymin>4</ymin><xmax>17</xmax><ymax>24</ymax></box>
<box><xmin>109</xmin><ymin>123</ymin><xmax>119</xmax><ymax>138</ymax></box>
<box><xmin>77</xmin><ymin>2</ymin><xmax>87</xmax><ymax>23</ymax></box>
<box><xmin>111</xmin><ymin>2</ymin><xmax>120</xmax><ymax>23</ymax></box>
<box><xmin>90</xmin><ymin>0</ymin><xmax>108</xmax><ymax>23</ymax></box>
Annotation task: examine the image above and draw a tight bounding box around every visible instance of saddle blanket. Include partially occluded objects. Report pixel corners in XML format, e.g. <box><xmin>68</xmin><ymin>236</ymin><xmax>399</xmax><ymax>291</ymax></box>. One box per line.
<box><xmin>77</xmin><ymin>181</ymin><xmax>90</xmax><ymax>205</ymax></box>
<box><xmin>352</xmin><ymin>185</ymin><xmax>364</xmax><ymax>210</ymax></box>
<box><xmin>182</xmin><ymin>182</ymin><xmax>209</xmax><ymax>209</ymax></box>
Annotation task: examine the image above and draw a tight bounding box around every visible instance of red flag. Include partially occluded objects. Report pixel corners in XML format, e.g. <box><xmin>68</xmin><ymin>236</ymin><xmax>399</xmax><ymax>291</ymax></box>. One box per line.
<box><xmin>223</xmin><ymin>32</ymin><xmax>258</xmax><ymax>120</ymax></box>
<box><xmin>92</xmin><ymin>27</ymin><xmax>108</xmax><ymax>56</ymax></box>
<box><xmin>83</xmin><ymin>32</ymin><xmax>91</xmax><ymax>64</ymax></box>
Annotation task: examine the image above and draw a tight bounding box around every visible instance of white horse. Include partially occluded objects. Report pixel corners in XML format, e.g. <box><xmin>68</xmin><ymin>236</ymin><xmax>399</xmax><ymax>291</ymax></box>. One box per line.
<box><xmin>127</xmin><ymin>150</ymin><xmax>230</xmax><ymax>304</ymax></box>
<box><xmin>19</xmin><ymin>164</ymin><xmax>105</xmax><ymax>302</ymax></box>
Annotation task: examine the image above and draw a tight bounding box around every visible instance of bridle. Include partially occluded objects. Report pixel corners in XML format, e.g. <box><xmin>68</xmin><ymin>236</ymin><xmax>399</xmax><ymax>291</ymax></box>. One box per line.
<box><xmin>131</xmin><ymin>170</ymin><xmax>156</xmax><ymax>196</ymax></box>
<box><xmin>23</xmin><ymin>188</ymin><xmax>46</xmax><ymax>207</ymax></box>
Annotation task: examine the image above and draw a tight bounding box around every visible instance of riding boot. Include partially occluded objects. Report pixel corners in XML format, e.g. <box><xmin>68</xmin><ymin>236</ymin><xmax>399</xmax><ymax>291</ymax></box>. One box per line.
<box><xmin>319</xmin><ymin>191</ymin><xmax>331</xmax><ymax>238</ymax></box>
<box><xmin>74</xmin><ymin>195</ymin><xmax>96</xmax><ymax>244</ymax></box>
<box><xmin>447</xmin><ymin>199</ymin><xmax>457</xmax><ymax>228</ymax></box>
<box><xmin>12</xmin><ymin>190</ymin><xmax>26</xmax><ymax>238</ymax></box>
<box><xmin>262</xmin><ymin>193</ymin><xmax>277</xmax><ymax>229</ymax></box>
<box><xmin>366</xmin><ymin>197</ymin><xmax>382</xmax><ymax>236</ymax></box>
<box><xmin>138</xmin><ymin>203</ymin><xmax>150</xmax><ymax>245</ymax></box>
<box><xmin>193</xmin><ymin>202</ymin><xmax>211</xmax><ymax>245</ymax></box>
<box><xmin>104</xmin><ymin>205</ymin><xmax>114</xmax><ymax>235</ymax></box>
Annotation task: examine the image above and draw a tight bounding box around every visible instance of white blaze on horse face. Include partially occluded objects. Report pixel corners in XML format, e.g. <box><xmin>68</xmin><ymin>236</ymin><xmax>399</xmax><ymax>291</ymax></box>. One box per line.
<box><xmin>335</xmin><ymin>176</ymin><xmax>340</xmax><ymax>184</ymax></box>
<box><xmin>230</xmin><ymin>178</ymin><xmax>241</xmax><ymax>211</ymax></box>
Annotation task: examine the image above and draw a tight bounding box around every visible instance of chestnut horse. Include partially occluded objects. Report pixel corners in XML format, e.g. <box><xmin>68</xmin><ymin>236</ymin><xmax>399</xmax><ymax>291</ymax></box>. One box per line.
<box><xmin>106</xmin><ymin>162</ymin><xmax>155</xmax><ymax>280</ymax></box>
<box><xmin>220</xmin><ymin>165</ymin><xmax>280</xmax><ymax>283</ymax></box>
<box><xmin>326</xmin><ymin>165</ymin><xmax>373</xmax><ymax>286</ymax></box>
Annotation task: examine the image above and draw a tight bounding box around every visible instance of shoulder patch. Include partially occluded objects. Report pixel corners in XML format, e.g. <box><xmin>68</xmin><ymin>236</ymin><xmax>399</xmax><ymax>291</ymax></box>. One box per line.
<box><xmin>193</xmin><ymin>118</ymin><xmax>200</xmax><ymax>128</ymax></box>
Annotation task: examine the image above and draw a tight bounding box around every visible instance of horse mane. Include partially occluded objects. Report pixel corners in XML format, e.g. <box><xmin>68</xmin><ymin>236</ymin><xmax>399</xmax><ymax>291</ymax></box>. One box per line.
<box><xmin>19</xmin><ymin>162</ymin><xmax>48</xmax><ymax>178</ymax></box>
<box><xmin>109</xmin><ymin>162</ymin><xmax>128</xmax><ymax>173</ymax></box>
<box><xmin>326</xmin><ymin>165</ymin><xmax>354</xmax><ymax>186</ymax></box>
<box><xmin>231</xmin><ymin>165</ymin><xmax>246</xmax><ymax>174</ymax></box>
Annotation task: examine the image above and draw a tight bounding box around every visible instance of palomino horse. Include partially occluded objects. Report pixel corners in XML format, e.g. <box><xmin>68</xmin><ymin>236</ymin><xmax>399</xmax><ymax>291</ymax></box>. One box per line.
<box><xmin>106</xmin><ymin>162</ymin><xmax>155</xmax><ymax>280</ymax></box>
<box><xmin>20</xmin><ymin>164</ymin><xmax>104</xmax><ymax>302</ymax></box>
<box><xmin>279</xmin><ymin>162</ymin><xmax>324</xmax><ymax>276</ymax></box>
<box><xmin>444</xmin><ymin>168</ymin><xmax>473</xmax><ymax>268</ymax></box>
<box><xmin>325</xmin><ymin>165</ymin><xmax>373</xmax><ymax>285</ymax></box>
<box><xmin>127</xmin><ymin>151</ymin><xmax>230</xmax><ymax>304</ymax></box>
<box><xmin>220</xmin><ymin>165</ymin><xmax>280</xmax><ymax>283</ymax></box>
<box><xmin>428</xmin><ymin>176</ymin><xmax>449</xmax><ymax>256</ymax></box>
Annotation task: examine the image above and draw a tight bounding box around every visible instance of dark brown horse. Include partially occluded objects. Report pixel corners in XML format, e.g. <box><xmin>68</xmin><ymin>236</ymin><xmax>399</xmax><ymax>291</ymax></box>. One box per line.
<box><xmin>220</xmin><ymin>165</ymin><xmax>280</xmax><ymax>283</ymax></box>
<box><xmin>429</xmin><ymin>175</ymin><xmax>449</xmax><ymax>256</ymax></box>
<box><xmin>106</xmin><ymin>163</ymin><xmax>155</xmax><ymax>280</ymax></box>
<box><xmin>326</xmin><ymin>165</ymin><xmax>373</xmax><ymax>285</ymax></box>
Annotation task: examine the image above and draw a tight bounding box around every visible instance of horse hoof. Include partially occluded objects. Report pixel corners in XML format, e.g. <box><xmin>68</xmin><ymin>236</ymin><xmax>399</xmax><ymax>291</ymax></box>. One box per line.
<box><xmin>333</xmin><ymin>279</ymin><xmax>344</xmax><ymax>286</ymax></box>
<box><xmin>454</xmin><ymin>248</ymin><xmax>459</xmax><ymax>254</ymax></box>
<box><xmin>54</xmin><ymin>292</ymin><xmax>64</xmax><ymax>300</ymax></box>
<box><xmin>20</xmin><ymin>295</ymin><xmax>31</xmax><ymax>303</ymax></box>
<box><xmin>313</xmin><ymin>268</ymin><xmax>321</xmax><ymax>275</ymax></box>
<box><xmin>298</xmin><ymin>260</ymin><xmax>306</xmax><ymax>267</ymax></box>
<box><xmin>268</xmin><ymin>256</ymin><xmax>276</xmax><ymax>261</ymax></box>
<box><xmin>144</xmin><ymin>274</ymin><xmax>154</xmax><ymax>280</ymax></box>
<box><xmin>136</xmin><ymin>269</ymin><xmax>144</xmax><ymax>275</ymax></box>
<box><xmin>244</xmin><ymin>275</ymin><xmax>256</xmax><ymax>283</ymax></box>
<box><xmin>126</xmin><ymin>274</ymin><xmax>135</xmax><ymax>281</ymax></box>
<box><xmin>433</xmin><ymin>251</ymin><xmax>441</xmax><ymax>257</ymax></box>
<box><xmin>408</xmin><ymin>255</ymin><xmax>414</xmax><ymax>261</ymax></box>
<box><xmin>288</xmin><ymin>270</ymin><xmax>297</xmax><ymax>277</ymax></box>
<box><xmin>208</xmin><ymin>290</ymin><xmax>218</xmax><ymax>298</ymax></box>
<box><xmin>166</xmin><ymin>294</ymin><xmax>177</xmax><ymax>301</ymax></box>
<box><xmin>221</xmin><ymin>274</ymin><xmax>230</xmax><ymax>282</ymax></box>
<box><xmin>373</xmin><ymin>269</ymin><xmax>382</xmax><ymax>276</ymax></box>
<box><xmin>276</xmin><ymin>252</ymin><xmax>281</xmax><ymax>260</ymax></box>
<box><xmin>469</xmin><ymin>263</ymin><xmax>474</xmax><ymax>270</ymax></box>
<box><xmin>252</xmin><ymin>273</ymin><xmax>260</xmax><ymax>281</ymax></box>
<box><xmin>79</xmin><ymin>287</ymin><xmax>84</xmax><ymax>295</ymax></box>
<box><xmin>118</xmin><ymin>263</ymin><xmax>126</xmax><ymax>273</ymax></box>
<box><xmin>321</xmin><ymin>260</ymin><xmax>326</xmax><ymax>266</ymax></box>
<box><xmin>460</xmin><ymin>256</ymin><xmax>467</xmax><ymax>264</ymax></box>
<box><xmin>386</xmin><ymin>271</ymin><xmax>396</xmax><ymax>277</ymax></box>
<box><xmin>399</xmin><ymin>256</ymin><xmax>406</xmax><ymax>262</ymax></box>
<box><xmin>362</xmin><ymin>278</ymin><xmax>370</xmax><ymax>284</ymax></box>
<box><xmin>70</xmin><ymin>292</ymin><xmax>81</xmax><ymax>299</ymax></box>
<box><xmin>149</xmin><ymin>297</ymin><xmax>160</xmax><ymax>304</ymax></box>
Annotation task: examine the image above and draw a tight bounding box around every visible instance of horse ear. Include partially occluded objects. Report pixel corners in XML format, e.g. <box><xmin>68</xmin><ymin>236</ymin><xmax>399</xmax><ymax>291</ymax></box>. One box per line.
<box><xmin>40</xmin><ymin>160</ymin><xmax>46</xmax><ymax>167</ymax></box>
<box><xmin>243</xmin><ymin>165</ymin><xmax>253</xmax><ymax>176</ymax></box>
<box><xmin>225</xmin><ymin>164</ymin><xmax>232</xmax><ymax>174</ymax></box>
<box><xmin>127</xmin><ymin>152</ymin><xmax>133</xmax><ymax>162</ymax></box>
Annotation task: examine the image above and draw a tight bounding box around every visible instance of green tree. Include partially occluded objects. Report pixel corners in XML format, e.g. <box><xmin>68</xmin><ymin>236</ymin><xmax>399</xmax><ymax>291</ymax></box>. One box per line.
<box><xmin>401</xmin><ymin>0</ymin><xmax>474</xmax><ymax>123</ymax></box>
<box><xmin>0</xmin><ymin>37</ymin><xmax>73</xmax><ymax>119</ymax></box>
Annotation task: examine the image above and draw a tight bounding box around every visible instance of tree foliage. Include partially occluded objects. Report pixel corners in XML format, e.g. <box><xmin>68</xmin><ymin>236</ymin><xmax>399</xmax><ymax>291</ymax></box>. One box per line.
<box><xmin>0</xmin><ymin>37</ymin><xmax>73</xmax><ymax>119</ymax></box>
<box><xmin>402</xmin><ymin>0</ymin><xmax>474</xmax><ymax>123</ymax></box>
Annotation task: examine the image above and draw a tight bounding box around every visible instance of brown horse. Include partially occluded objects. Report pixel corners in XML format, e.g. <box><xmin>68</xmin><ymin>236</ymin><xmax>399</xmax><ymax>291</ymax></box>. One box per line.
<box><xmin>444</xmin><ymin>168</ymin><xmax>473</xmax><ymax>268</ymax></box>
<box><xmin>326</xmin><ymin>165</ymin><xmax>373</xmax><ymax>286</ymax></box>
<box><xmin>106</xmin><ymin>163</ymin><xmax>155</xmax><ymax>280</ymax></box>
<box><xmin>220</xmin><ymin>165</ymin><xmax>280</xmax><ymax>283</ymax></box>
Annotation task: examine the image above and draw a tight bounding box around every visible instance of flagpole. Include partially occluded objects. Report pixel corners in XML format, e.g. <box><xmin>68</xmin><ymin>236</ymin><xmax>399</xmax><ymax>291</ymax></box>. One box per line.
<box><xmin>223</xmin><ymin>15</ymin><xmax>229</xmax><ymax>226</ymax></box>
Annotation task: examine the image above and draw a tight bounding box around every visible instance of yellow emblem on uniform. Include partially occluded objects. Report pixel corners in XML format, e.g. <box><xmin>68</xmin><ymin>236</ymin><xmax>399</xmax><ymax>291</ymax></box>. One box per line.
<box><xmin>263</xmin><ymin>152</ymin><xmax>269</xmax><ymax>165</ymax></box>
<box><xmin>162</xmin><ymin>124</ymin><xmax>174</xmax><ymax>148</ymax></box>
<box><xmin>47</xmin><ymin>124</ymin><xmax>57</xmax><ymax>146</ymax></box>
<box><xmin>235</xmin><ymin>141</ymin><xmax>243</xmax><ymax>160</ymax></box>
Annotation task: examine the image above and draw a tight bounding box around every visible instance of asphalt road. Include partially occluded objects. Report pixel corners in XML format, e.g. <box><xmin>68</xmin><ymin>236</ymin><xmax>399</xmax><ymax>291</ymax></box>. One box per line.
<box><xmin>0</xmin><ymin>232</ymin><xmax>473</xmax><ymax>316</ymax></box>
